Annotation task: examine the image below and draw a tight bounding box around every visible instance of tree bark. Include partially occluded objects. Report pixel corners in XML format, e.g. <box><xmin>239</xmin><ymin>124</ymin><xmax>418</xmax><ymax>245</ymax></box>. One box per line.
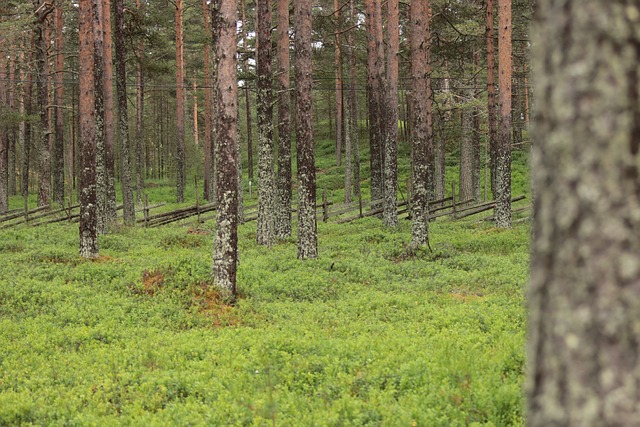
<box><xmin>459</xmin><ymin>89</ymin><xmax>474</xmax><ymax>203</ymax></box>
<box><xmin>52</xmin><ymin>1</ymin><xmax>65</xmax><ymax>206</ymax></box>
<box><xmin>349</xmin><ymin>0</ymin><xmax>360</xmax><ymax>200</ymax></box>
<box><xmin>495</xmin><ymin>0</ymin><xmax>512</xmax><ymax>228</ymax></box>
<box><xmin>0</xmin><ymin>53</ymin><xmax>7</xmax><ymax>213</ymax></box>
<box><xmin>486</xmin><ymin>0</ymin><xmax>497</xmax><ymax>198</ymax></box>
<box><xmin>21</xmin><ymin>35</ymin><xmax>34</xmax><ymax>204</ymax></box>
<box><xmin>275</xmin><ymin>0</ymin><xmax>292</xmax><ymax>239</ymax></box>
<box><xmin>334</xmin><ymin>0</ymin><xmax>343</xmax><ymax>168</ymax></box>
<box><xmin>135</xmin><ymin>0</ymin><xmax>145</xmax><ymax>204</ymax></box>
<box><xmin>91</xmin><ymin>0</ymin><xmax>107</xmax><ymax>234</ymax></box>
<box><xmin>383</xmin><ymin>0</ymin><xmax>399</xmax><ymax>227</ymax></box>
<box><xmin>212</xmin><ymin>0</ymin><xmax>239</xmax><ymax>302</ymax></box>
<box><xmin>410</xmin><ymin>0</ymin><xmax>431</xmax><ymax>248</ymax></box>
<box><xmin>79</xmin><ymin>0</ymin><xmax>98</xmax><ymax>258</ymax></box>
<box><xmin>202</xmin><ymin>0</ymin><xmax>213</xmax><ymax>201</ymax></box>
<box><xmin>295</xmin><ymin>0</ymin><xmax>317</xmax><ymax>259</ymax></box>
<box><xmin>241</xmin><ymin>0</ymin><xmax>254</xmax><ymax>184</ymax></box>
<box><xmin>529</xmin><ymin>1</ymin><xmax>640</xmax><ymax>424</ymax></box>
<box><xmin>114</xmin><ymin>0</ymin><xmax>135</xmax><ymax>225</ymax></box>
<box><xmin>102</xmin><ymin>0</ymin><xmax>117</xmax><ymax>224</ymax></box>
<box><xmin>175</xmin><ymin>0</ymin><xmax>185</xmax><ymax>203</ymax></box>
<box><xmin>365</xmin><ymin>0</ymin><xmax>383</xmax><ymax>207</ymax></box>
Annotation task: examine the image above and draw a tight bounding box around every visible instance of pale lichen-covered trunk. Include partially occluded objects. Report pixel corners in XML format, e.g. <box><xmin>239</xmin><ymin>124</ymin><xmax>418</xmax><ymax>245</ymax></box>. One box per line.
<box><xmin>209</xmin><ymin>0</ymin><xmax>221</xmax><ymax>204</ymax></box>
<box><xmin>52</xmin><ymin>2</ymin><xmax>65</xmax><ymax>206</ymax></box>
<box><xmin>78</xmin><ymin>0</ymin><xmax>98</xmax><ymax>259</ymax></box>
<box><xmin>275</xmin><ymin>0</ymin><xmax>292</xmax><ymax>239</ymax></box>
<box><xmin>91</xmin><ymin>0</ymin><xmax>107</xmax><ymax>234</ymax></box>
<box><xmin>241</xmin><ymin>0</ymin><xmax>254</xmax><ymax>184</ymax></box>
<box><xmin>494</xmin><ymin>0</ymin><xmax>511</xmax><ymax>228</ymax></box>
<box><xmin>102</xmin><ymin>0</ymin><xmax>117</xmax><ymax>224</ymax></box>
<box><xmin>435</xmin><ymin>74</ymin><xmax>451</xmax><ymax>201</ymax></box>
<box><xmin>383</xmin><ymin>0</ymin><xmax>399</xmax><ymax>228</ymax></box>
<box><xmin>114</xmin><ymin>0</ymin><xmax>135</xmax><ymax>226</ymax></box>
<box><xmin>529</xmin><ymin>1</ymin><xmax>640</xmax><ymax>424</ymax></box>
<box><xmin>365</xmin><ymin>0</ymin><xmax>383</xmax><ymax>206</ymax></box>
<box><xmin>34</xmin><ymin>1</ymin><xmax>52</xmax><ymax>207</ymax></box>
<box><xmin>256</xmin><ymin>0</ymin><xmax>275</xmax><ymax>247</ymax></box>
<box><xmin>212</xmin><ymin>0</ymin><xmax>238</xmax><ymax>302</ymax></box>
<box><xmin>410</xmin><ymin>0</ymin><xmax>431</xmax><ymax>248</ymax></box>
<box><xmin>486</xmin><ymin>0</ymin><xmax>497</xmax><ymax>199</ymax></box>
<box><xmin>175</xmin><ymin>0</ymin><xmax>185</xmax><ymax>203</ymax></box>
<box><xmin>135</xmin><ymin>0</ymin><xmax>145</xmax><ymax>204</ymax></box>
<box><xmin>295</xmin><ymin>0</ymin><xmax>317</xmax><ymax>259</ymax></box>
<box><xmin>0</xmin><ymin>54</ymin><xmax>7</xmax><ymax>213</ymax></box>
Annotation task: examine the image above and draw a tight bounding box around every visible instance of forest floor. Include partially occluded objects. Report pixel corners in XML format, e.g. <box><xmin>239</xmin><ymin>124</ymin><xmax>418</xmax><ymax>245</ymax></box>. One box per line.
<box><xmin>0</xmin><ymin>142</ymin><xmax>531</xmax><ymax>425</ymax></box>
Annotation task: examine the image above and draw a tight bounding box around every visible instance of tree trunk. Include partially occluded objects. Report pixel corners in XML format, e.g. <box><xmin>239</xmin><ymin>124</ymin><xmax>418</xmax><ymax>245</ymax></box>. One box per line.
<box><xmin>256</xmin><ymin>0</ymin><xmax>275</xmax><ymax>246</ymax></box>
<box><xmin>91</xmin><ymin>0</ymin><xmax>107</xmax><ymax>234</ymax></box>
<box><xmin>275</xmin><ymin>0</ymin><xmax>292</xmax><ymax>239</ymax></box>
<box><xmin>210</xmin><ymin>0</ymin><xmax>221</xmax><ymax>204</ymax></box>
<box><xmin>102</xmin><ymin>0</ymin><xmax>117</xmax><ymax>224</ymax></box>
<box><xmin>202</xmin><ymin>0</ymin><xmax>212</xmax><ymax>201</ymax></box>
<box><xmin>349</xmin><ymin>0</ymin><xmax>360</xmax><ymax>199</ymax></box>
<box><xmin>79</xmin><ymin>0</ymin><xmax>98</xmax><ymax>258</ymax></box>
<box><xmin>410</xmin><ymin>0</ymin><xmax>431</xmax><ymax>248</ymax></box>
<box><xmin>383</xmin><ymin>0</ymin><xmax>399</xmax><ymax>227</ymax></box>
<box><xmin>22</xmin><ymin>35</ymin><xmax>33</xmax><ymax>203</ymax></box>
<box><xmin>295</xmin><ymin>0</ymin><xmax>317</xmax><ymax>259</ymax></box>
<box><xmin>114</xmin><ymin>0</ymin><xmax>135</xmax><ymax>225</ymax></box>
<box><xmin>529</xmin><ymin>1</ymin><xmax>640</xmax><ymax>424</ymax></box>
<box><xmin>459</xmin><ymin>90</ymin><xmax>474</xmax><ymax>203</ymax></box>
<box><xmin>495</xmin><ymin>0</ymin><xmax>511</xmax><ymax>228</ymax></box>
<box><xmin>472</xmin><ymin>52</ymin><xmax>482</xmax><ymax>202</ymax></box>
<box><xmin>212</xmin><ymin>0</ymin><xmax>239</xmax><ymax>302</ymax></box>
<box><xmin>135</xmin><ymin>0</ymin><xmax>145</xmax><ymax>204</ymax></box>
<box><xmin>241</xmin><ymin>0</ymin><xmax>254</xmax><ymax>183</ymax></box>
<box><xmin>175</xmin><ymin>0</ymin><xmax>185</xmax><ymax>203</ymax></box>
<box><xmin>0</xmin><ymin>53</ymin><xmax>7</xmax><ymax>213</ymax></box>
<box><xmin>52</xmin><ymin>1</ymin><xmax>65</xmax><ymax>206</ymax></box>
<box><xmin>486</xmin><ymin>0</ymin><xmax>497</xmax><ymax>199</ymax></box>
<box><xmin>334</xmin><ymin>0</ymin><xmax>343</xmax><ymax>168</ymax></box>
<box><xmin>7</xmin><ymin>57</ymin><xmax>16</xmax><ymax>198</ymax></box>
<box><xmin>365</xmin><ymin>0</ymin><xmax>383</xmax><ymax>207</ymax></box>
<box><xmin>34</xmin><ymin>0</ymin><xmax>53</xmax><ymax>207</ymax></box>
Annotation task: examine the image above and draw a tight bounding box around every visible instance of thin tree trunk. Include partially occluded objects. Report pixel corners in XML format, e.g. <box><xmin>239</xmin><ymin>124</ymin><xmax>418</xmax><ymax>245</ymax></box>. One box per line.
<box><xmin>349</xmin><ymin>0</ymin><xmax>360</xmax><ymax>199</ymax></box>
<box><xmin>459</xmin><ymin>89</ymin><xmax>474</xmax><ymax>202</ymax></box>
<box><xmin>202</xmin><ymin>0</ymin><xmax>212</xmax><ymax>201</ymax></box>
<box><xmin>256</xmin><ymin>0</ymin><xmax>275</xmax><ymax>246</ymax></box>
<box><xmin>295</xmin><ymin>0</ymin><xmax>317</xmax><ymax>259</ymax></box>
<box><xmin>486</xmin><ymin>0</ymin><xmax>497</xmax><ymax>198</ymax></box>
<box><xmin>334</xmin><ymin>0</ymin><xmax>343</xmax><ymax>167</ymax></box>
<box><xmin>365</xmin><ymin>0</ymin><xmax>383</xmax><ymax>206</ymax></box>
<box><xmin>52</xmin><ymin>1</ymin><xmax>65</xmax><ymax>205</ymax></box>
<box><xmin>241</xmin><ymin>0</ymin><xmax>254</xmax><ymax>183</ymax></box>
<box><xmin>114</xmin><ymin>0</ymin><xmax>135</xmax><ymax>225</ymax></box>
<box><xmin>135</xmin><ymin>0</ymin><xmax>145</xmax><ymax>203</ymax></box>
<box><xmin>0</xmin><ymin>53</ymin><xmax>7</xmax><ymax>213</ymax></box>
<box><xmin>383</xmin><ymin>0</ymin><xmax>399</xmax><ymax>227</ymax></box>
<box><xmin>472</xmin><ymin>52</ymin><xmax>482</xmax><ymax>201</ymax></box>
<box><xmin>410</xmin><ymin>0</ymin><xmax>431</xmax><ymax>248</ymax></box>
<box><xmin>175</xmin><ymin>0</ymin><xmax>185</xmax><ymax>203</ymax></box>
<box><xmin>212</xmin><ymin>0</ymin><xmax>239</xmax><ymax>301</ymax></box>
<box><xmin>210</xmin><ymin>0</ymin><xmax>221</xmax><ymax>204</ymax></box>
<box><xmin>8</xmin><ymin>57</ymin><xmax>16</xmax><ymax>197</ymax></box>
<box><xmin>495</xmin><ymin>0</ymin><xmax>511</xmax><ymax>228</ymax></box>
<box><xmin>79</xmin><ymin>0</ymin><xmax>98</xmax><ymax>258</ymax></box>
<box><xmin>102</xmin><ymin>0</ymin><xmax>117</xmax><ymax>224</ymax></box>
<box><xmin>275</xmin><ymin>0</ymin><xmax>292</xmax><ymax>239</ymax></box>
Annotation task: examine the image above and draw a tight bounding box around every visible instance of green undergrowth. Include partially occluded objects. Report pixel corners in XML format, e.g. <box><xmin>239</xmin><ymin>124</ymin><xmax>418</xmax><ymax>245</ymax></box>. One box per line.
<box><xmin>0</xmin><ymin>211</ymin><xmax>528</xmax><ymax>425</ymax></box>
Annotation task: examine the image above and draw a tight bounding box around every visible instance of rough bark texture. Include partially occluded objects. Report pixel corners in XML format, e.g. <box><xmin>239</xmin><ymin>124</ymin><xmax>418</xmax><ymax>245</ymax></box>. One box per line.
<box><xmin>91</xmin><ymin>0</ymin><xmax>107</xmax><ymax>234</ymax></box>
<box><xmin>210</xmin><ymin>0</ymin><xmax>221</xmax><ymax>204</ymax></box>
<box><xmin>495</xmin><ymin>0</ymin><xmax>512</xmax><ymax>228</ymax></box>
<box><xmin>79</xmin><ymin>0</ymin><xmax>98</xmax><ymax>258</ymax></box>
<box><xmin>472</xmin><ymin>55</ymin><xmax>482</xmax><ymax>202</ymax></box>
<box><xmin>114</xmin><ymin>0</ymin><xmax>135</xmax><ymax>225</ymax></box>
<box><xmin>212</xmin><ymin>0</ymin><xmax>238</xmax><ymax>302</ymax></box>
<box><xmin>486</xmin><ymin>0</ymin><xmax>497</xmax><ymax>199</ymax></box>
<box><xmin>334</xmin><ymin>0</ymin><xmax>343</xmax><ymax>168</ymax></box>
<box><xmin>0</xmin><ymin>54</ymin><xmax>7</xmax><ymax>213</ymax></box>
<box><xmin>34</xmin><ymin>0</ymin><xmax>52</xmax><ymax>207</ymax></box>
<box><xmin>21</xmin><ymin>39</ymin><xmax>33</xmax><ymax>203</ymax></box>
<box><xmin>52</xmin><ymin>2</ymin><xmax>64</xmax><ymax>206</ymax></box>
<box><xmin>529</xmin><ymin>1</ymin><xmax>640</xmax><ymax>425</ymax></box>
<box><xmin>175</xmin><ymin>0</ymin><xmax>185</xmax><ymax>203</ymax></box>
<box><xmin>365</xmin><ymin>0</ymin><xmax>383</xmax><ymax>206</ymax></box>
<box><xmin>410</xmin><ymin>0</ymin><xmax>430</xmax><ymax>248</ymax></box>
<box><xmin>295</xmin><ymin>0</ymin><xmax>318</xmax><ymax>259</ymax></box>
<box><xmin>7</xmin><ymin>58</ymin><xmax>16</xmax><ymax>197</ymax></box>
<box><xmin>383</xmin><ymin>0</ymin><xmax>399</xmax><ymax>228</ymax></box>
<box><xmin>459</xmin><ymin>91</ymin><xmax>474</xmax><ymax>203</ymax></box>
<box><xmin>256</xmin><ymin>0</ymin><xmax>275</xmax><ymax>246</ymax></box>
<box><xmin>275</xmin><ymin>0</ymin><xmax>292</xmax><ymax>239</ymax></box>
<box><xmin>102</xmin><ymin>0</ymin><xmax>117</xmax><ymax>224</ymax></box>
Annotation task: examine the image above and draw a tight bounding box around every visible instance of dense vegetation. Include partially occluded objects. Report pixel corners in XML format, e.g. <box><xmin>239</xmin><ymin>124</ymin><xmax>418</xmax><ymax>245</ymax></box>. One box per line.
<box><xmin>0</xmin><ymin>141</ymin><xmax>530</xmax><ymax>425</ymax></box>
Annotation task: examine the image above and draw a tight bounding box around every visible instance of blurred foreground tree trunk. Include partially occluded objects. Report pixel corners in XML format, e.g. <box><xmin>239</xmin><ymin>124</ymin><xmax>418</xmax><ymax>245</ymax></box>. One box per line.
<box><xmin>528</xmin><ymin>1</ymin><xmax>640</xmax><ymax>425</ymax></box>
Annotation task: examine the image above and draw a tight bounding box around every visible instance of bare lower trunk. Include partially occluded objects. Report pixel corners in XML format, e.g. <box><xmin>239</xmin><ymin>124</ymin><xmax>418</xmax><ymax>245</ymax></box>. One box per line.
<box><xmin>35</xmin><ymin>1</ymin><xmax>52</xmax><ymax>207</ymax></box>
<box><xmin>275</xmin><ymin>0</ymin><xmax>292</xmax><ymax>239</ymax></box>
<box><xmin>334</xmin><ymin>0</ymin><xmax>343</xmax><ymax>167</ymax></box>
<box><xmin>349</xmin><ymin>0</ymin><xmax>360</xmax><ymax>199</ymax></box>
<box><xmin>212</xmin><ymin>0</ymin><xmax>238</xmax><ymax>301</ymax></box>
<box><xmin>495</xmin><ymin>0</ymin><xmax>511</xmax><ymax>228</ymax></box>
<box><xmin>383</xmin><ymin>0</ymin><xmax>399</xmax><ymax>227</ymax></box>
<box><xmin>486</xmin><ymin>0</ymin><xmax>497</xmax><ymax>198</ymax></box>
<box><xmin>295</xmin><ymin>0</ymin><xmax>317</xmax><ymax>259</ymax></box>
<box><xmin>175</xmin><ymin>0</ymin><xmax>185</xmax><ymax>203</ymax></box>
<box><xmin>91</xmin><ymin>0</ymin><xmax>107</xmax><ymax>234</ymax></box>
<box><xmin>136</xmin><ymin>0</ymin><xmax>145</xmax><ymax>204</ymax></box>
<box><xmin>102</xmin><ymin>0</ymin><xmax>117</xmax><ymax>224</ymax></box>
<box><xmin>53</xmin><ymin>2</ymin><xmax>65</xmax><ymax>205</ymax></box>
<box><xmin>0</xmin><ymin>55</ymin><xmax>7</xmax><ymax>213</ymax></box>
